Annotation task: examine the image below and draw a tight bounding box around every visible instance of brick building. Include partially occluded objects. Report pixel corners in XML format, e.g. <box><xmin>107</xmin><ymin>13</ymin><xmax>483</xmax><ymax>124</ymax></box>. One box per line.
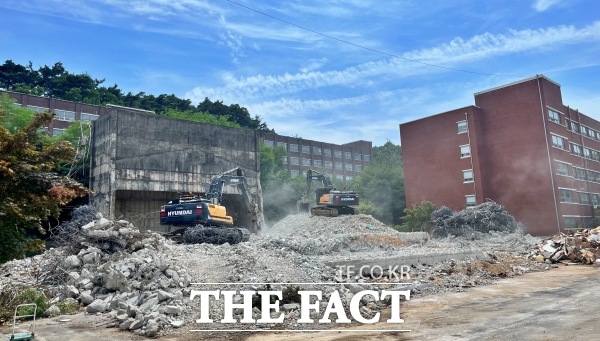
<box><xmin>400</xmin><ymin>75</ymin><xmax>599</xmax><ymax>236</ymax></box>
<box><xmin>260</xmin><ymin>132</ymin><xmax>372</xmax><ymax>181</ymax></box>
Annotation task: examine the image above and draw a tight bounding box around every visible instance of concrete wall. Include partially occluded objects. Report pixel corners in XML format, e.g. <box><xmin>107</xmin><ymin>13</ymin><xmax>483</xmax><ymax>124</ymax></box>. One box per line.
<box><xmin>91</xmin><ymin>110</ymin><xmax>263</xmax><ymax>231</ymax></box>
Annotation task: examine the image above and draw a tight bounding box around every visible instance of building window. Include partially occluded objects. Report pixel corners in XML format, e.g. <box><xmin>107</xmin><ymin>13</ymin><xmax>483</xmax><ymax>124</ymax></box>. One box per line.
<box><xmin>276</xmin><ymin>141</ymin><xmax>287</xmax><ymax>149</ymax></box>
<box><xmin>283</xmin><ymin>157</ymin><xmax>288</xmax><ymax>164</ymax></box>
<box><xmin>560</xmin><ymin>189</ymin><xmax>573</xmax><ymax>203</ymax></box>
<box><xmin>335</xmin><ymin>174</ymin><xmax>344</xmax><ymax>180</ymax></box>
<box><xmin>548</xmin><ymin>109</ymin><xmax>560</xmax><ymax>124</ymax></box>
<box><xmin>54</xmin><ymin>109</ymin><xmax>76</xmax><ymax>122</ymax></box>
<box><xmin>551</xmin><ymin>135</ymin><xmax>564</xmax><ymax>149</ymax></box>
<box><xmin>581</xmin><ymin>126</ymin><xmax>588</xmax><ymax>136</ymax></box>
<box><xmin>345</xmin><ymin>152</ymin><xmax>352</xmax><ymax>159</ymax></box>
<box><xmin>302</xmin><ymin>158</ymin><xmax>311</xmax><ymax>166</ymax></box>
<box><xmin>571</xmin><ymin>144</ymin><xmax>582</xmax><ymax>156</ymax></box>
<box><xmin>335</xmin><ymin>162</ymin><xmax>343</xmax><ymax>170</ymax></box>
<box><xmin>457</xmin><ymin>120</ymin><xmax>468</xmax><ymax>134</ymax></box>
<box><xmin>263</xmin><ymin>139</ymin><xmax>274</xmax><ymax>147</ymax></box>
<box><xmin>355</xmin><ymin>165</ymin><xmax>362</xmax><ymax>172</ymax></box>
<box><xmin>563</xmin><ymin>217</ymin><xmax>577</xmax><ymax>228</ymax></box>
<box><xmin>290</xmin><ymin>157</ymin><xmax>299</xmax><ymax>165</ymax></box>
<box><xmin>324</xmin><ymin>161</ymin><xmax>333</xmax><ymax>169</ymax></box>
<box><xmin>345</xmin><ymin>175</ymin><xmax>353</xmax><ymax>181</ymax></box>
<box><xmin>345</xmin><ymin>164</ymin><xmax>353</xmax><ymax>171</ymax></box>
<box><xmin>81</xmin><ymin>113</ymin><xmax>100</xmax><ymax>121</ymax></box>
<box><xmin>593</xmin><ymin>194</ymin><xmax>600</xmax><ymax>206</ymax></box>
<box><xmin>314</xmin><ymin>160</ymin><xmax>322</xmax><ymax>167</ymax></box>
<box><xmin>290</xmin><ymin>144</ymin><xmax>299</xmax><ymax>152</ymax></box>
<box><xmin>465</xmin><ymin>195</ymin><xmax>476</xmax><ymax>207</ymax></box>
<box><xmin>363</xmin><ymin>154</ymin><xmax>371</xmax><ymax>162</ymax></box>
<box><xmin>27</xmin><ymin>105</ymin><xmax>48</xmax><ymax>113</ymax></box>
<box><xmin>593</xmin><ymin>151</ymin><xmax>600</xmax><ymax>161</ymax></box>
<box><xmin>354</xmin><ymin>153</ymin><xmax>361</xmax><ymax>161</ymax></box>
<box><xmin>313</xmin><ymin>147</ymin><xmax>322</xmax><ymax>155</ymax></box>
<box><xmin>334</xmin><ymin>150</ymin><xmax>343</xmax><ymax>158</ymax></box>
<box><xmin>463</xmin><ymin>170</ymin><xmax>474</xmax><ymax>182</ymax></box>
<box><xmin>324</xmin><ymin>149</ymin><xmax>332</xmax><ymax>156</ymax></box>
<box><xmin>555</xmin><ymin>162</ymin><xmax>569</xmax><ymax>176</ymax></box>
<box><xmin>587</xmin><ymin>128</ymin><xmax>596</xmax><ymax>139</ymax></box>
<box><xmin>290</xmin><ymin>170</ymin><xmax>300</xmax><ymax>177</ymax></box>
<box><xmin>571</xmin><ymin>122</ymin><xmax>579</xmax><ymax>133</ymax></box>
<box><xmin>574</xmin><ymin>168</ymin><xmax>586</xmax><ymax>180</ymax></box>
<box><xmin>584</xmin><ymin>148</ymin><xmax>591</xmax><ymax>159</ymax></box>
<box><xmin>302</xmin><ymin>145</ymin><xmax>310</xmax><ymax>154</ymax></box>
<box><xmin>579</xmin><ymin>192</ymin><xmax>591</xmax><ymax>205</ymax></box>
<box><xmin>460</xmin><ymin>145</ymin><xmax>471</xmax><ymax>158</ymax></box>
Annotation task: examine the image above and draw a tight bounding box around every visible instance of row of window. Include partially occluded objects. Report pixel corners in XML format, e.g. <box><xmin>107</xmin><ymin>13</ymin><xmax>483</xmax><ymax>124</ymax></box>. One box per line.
<box><xmin>552</xmin><ymin>134</ymin><xmax>600</xmax><ymax>163</ymax></box>
<box><xmin>549</xmin><ymin>108</ymin><xmax>600</xmax><ymax>142</ymax></box>
<box><xmin>290</xmin><ymin>170</ymin><xmax>352</xmax><ymax>181</ymax></box>
<box><xmin>556</xmin><ymin>161</ymin><xmax>600</xmax><ymax>184</ymax></box>
<box><xmin>285</xmin><ymin>157</ymin><xmax>362</xmax><ymax>171</ymax></box>
<box><xmin>264</xmin><ymin>140</ymin><xmax>370</xmax><ymax>161</ymax></box>
<box><xmin>563</xmin><ymin>216</ymin><xmax>595</xmax><ymax>229</ymax></box>
<box><xmin>558</xmin><ymin>188</ymin><xmax>600</xmax><ymax>206</ymax></box>
<box><xmin>25</xmin><ymin>105</ymin><xmax>100</xmax><ymax>122</ymax></box>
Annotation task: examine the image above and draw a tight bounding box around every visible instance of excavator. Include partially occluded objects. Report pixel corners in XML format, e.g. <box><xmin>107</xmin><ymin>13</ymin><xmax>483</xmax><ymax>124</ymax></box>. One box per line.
<box><xmin>298</xmin><ymin>169</ymin><xmax>360</xmax><ymax>217</ymax></box>
<box><xmin>159</xmin><ymin>167</ymin><xmax>260</xmax><ymax>245</ymax></box>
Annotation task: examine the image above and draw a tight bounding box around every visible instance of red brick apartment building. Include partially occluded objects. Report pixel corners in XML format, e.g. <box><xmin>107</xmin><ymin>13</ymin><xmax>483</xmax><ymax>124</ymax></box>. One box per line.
<box><xmin>400</xmin><ymin>75</ymin><xmax>600</xmax><ymax>236</ymax></box>
<box><xmin>260</xmin><ymin>132</ymin><xmax>372</xmax><ymax>181</ymax></box>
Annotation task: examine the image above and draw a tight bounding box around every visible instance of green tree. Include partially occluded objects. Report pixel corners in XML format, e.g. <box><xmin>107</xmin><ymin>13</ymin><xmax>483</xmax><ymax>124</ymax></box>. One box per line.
<box><xmin>161</xmin><ymin>108</ymin><xmax>241</xmax><ymax>128</ymax></box>
<box><xmin>399</xmin><ymin>201</ymin><xmax>436</xmax><ymax>232</ymax></box>
<box><xmin>0</xmin><ymin>95</ymin><xmax>88</xmax><ymax>263</ymax></box>
<box><xmin>352</xmin><ymin>141</ymin><xmax>405</xmax><ymax>225</ymax></box>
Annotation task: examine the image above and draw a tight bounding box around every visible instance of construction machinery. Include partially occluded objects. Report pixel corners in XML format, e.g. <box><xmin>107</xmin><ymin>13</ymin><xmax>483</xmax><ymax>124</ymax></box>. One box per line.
<box><xmin>160</xmin><ymin>167</ymin><xmax>260</xmax><ymax>245</ymax></box>
<box><xmin>298</xmin><ymin>169</ymin><xmax>360</xmax><ymax>217</ymax></box>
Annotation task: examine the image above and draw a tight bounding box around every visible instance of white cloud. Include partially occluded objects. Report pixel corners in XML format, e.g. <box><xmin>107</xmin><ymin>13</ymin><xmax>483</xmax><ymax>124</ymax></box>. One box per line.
<box><xmin>185</xmin><ymin>22</ymin><xmax>600</xmax><ymax>105</ymax></box>
<box><xmin>532</xmin><ymin>0</ymin><xmax>562</xmax><ymax>12</ymax></box>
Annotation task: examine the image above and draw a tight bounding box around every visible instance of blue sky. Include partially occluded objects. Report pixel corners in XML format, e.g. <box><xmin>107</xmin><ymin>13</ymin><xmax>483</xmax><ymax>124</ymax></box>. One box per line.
<box><xmin>1</xmin><ymin>0</ymin><xmax>599</xmax><ymax>146</ymax></box>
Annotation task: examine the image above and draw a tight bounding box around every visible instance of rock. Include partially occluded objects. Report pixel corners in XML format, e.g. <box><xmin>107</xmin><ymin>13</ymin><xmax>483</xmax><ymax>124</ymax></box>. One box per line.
<box><xmin>535</xmin><ymin>255</ymin><xmax>545</xmax><ymax>262</ymax></box>
<box><xmin>68</xmin><ymin>272</ymin><xmax>80</xmax><ymax>283</ymax></box>
<box><xmin>86</xmin><ymin>299</ymin><xmax>107</xmax><ymax>313</ymax></box>
<box><xmin>79</xmin><ymin>293</ymin><xmax>95</xmax><ymax>305</ymax></box>
<box><xmin>145</xmin><ymin>319</ymin><xmax>159</xmax><ymax>337</ymax></box>
<box><xmin>158</xmin><ymin>290</ymin><xmax>175</xmax><ymax>302</ymax></box>
<box><xmin>139</xmin><ymin>297</ymin><xmax>159</xmax><ymax>313</ymax></box>
<box><xmin>345</xmin><ymin>283</ymin><xmax>364</xmax><ymax>294</ymax></box>
<box><xmin>66</xmin><ymin>285</ymin><xmax>79</xmax><ymax>298</ymax></box>
<box><xmin>164</xmin><ymin>305</ymin><xmax>183</xmax><ymax>315</ymax></box>
<box><xmin>129</xmin><ymin>315</ymin><xmax>144</xmax><ymax>330</ymax></box>
<box><xmin>43</xmin><ymin>305</ymin><xmax>61</xmax><ymax>317</ymax></box>
<box><xmin>119</xmin><ymin>318</ymin><xmax>134</xmax><ymax>330</ymax></box>
<box><xmin>64</xmin><ymin>255</ymin><xmax>82</xmax><ymax>269</ymax></box>
<box><xmin>103</xmin><ymin>271</ymin><xmax>128</xmax><ymax>291</ymax></box>
<box><xmin>116</xmin><ymin>314</ymin><xmax>129</xmax><ymax>322</ymax></box>
<box><xmin>170</xmin><ymin>320</ymin><xmax>184</xmax><ymax>328</ymax></box>
<box><xmin>282</xmin><ymin>303</ymin><xmax>300</xmax><ymax>312</ymax></box>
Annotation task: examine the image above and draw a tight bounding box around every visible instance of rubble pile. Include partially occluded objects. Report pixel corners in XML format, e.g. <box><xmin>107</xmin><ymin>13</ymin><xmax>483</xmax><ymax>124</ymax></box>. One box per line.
<box><xmin>0</xmin><ymin>206</ymin><xmax>190</xmax><ymax>337</ymax></box>
<box><xmin>263</xmin><ymin>214</ymin><xmax>425</xmax><ymax>254</ymax></box>
<box><xmin>431</xmin><ymin>201</ymin><xmax>523</xmax><ymax>239</ymax></box>
<box><xmin>531</xmin><ymin>227</ymin><xmax>600</xmax><ymax>264</ymax></box>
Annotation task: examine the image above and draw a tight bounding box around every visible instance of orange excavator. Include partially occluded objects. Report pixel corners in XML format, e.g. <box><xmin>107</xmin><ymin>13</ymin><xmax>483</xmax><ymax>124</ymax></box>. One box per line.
<box><xmin>298</xmin><ymin>169</ymin><xmax>360</xmax><ymax>217</ymax></box>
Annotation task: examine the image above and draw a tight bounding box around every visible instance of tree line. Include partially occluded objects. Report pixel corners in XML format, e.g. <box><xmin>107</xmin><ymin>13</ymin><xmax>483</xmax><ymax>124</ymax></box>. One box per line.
<box><xmin>0</xmin><ymin>60</ymin><xmax>271</xmax><ymax>131</ymax></box>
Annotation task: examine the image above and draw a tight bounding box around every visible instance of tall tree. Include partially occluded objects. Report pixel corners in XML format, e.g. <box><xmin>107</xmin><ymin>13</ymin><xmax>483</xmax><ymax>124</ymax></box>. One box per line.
<box><xmin>0</xmin><ymin>94</ymin><xmax>88</xmax><ymax>262</ymax></box>
<box><xmin>352</xmin><ymin>142</ymin><xmax>405</xmax><ymax>225</ymax></box>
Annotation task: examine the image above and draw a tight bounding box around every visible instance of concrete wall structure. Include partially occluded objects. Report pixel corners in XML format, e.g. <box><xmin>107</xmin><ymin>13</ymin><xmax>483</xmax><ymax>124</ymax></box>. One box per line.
<box><xmin>400</xmin><ymin>75</ymin><xmax>600</xmax><ymax>236</ymax></box>
<box><xmin>91</xmin><ymin>110</ymin><xmax>263</xmax><ymax>231</ymax></box>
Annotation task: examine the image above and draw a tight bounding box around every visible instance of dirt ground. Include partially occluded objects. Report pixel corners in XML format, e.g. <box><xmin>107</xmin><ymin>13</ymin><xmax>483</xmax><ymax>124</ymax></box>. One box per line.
<box><xmin>2</xmin><ymin>264</ymin><xmax>598</xmax><ymax>341</ymax></box>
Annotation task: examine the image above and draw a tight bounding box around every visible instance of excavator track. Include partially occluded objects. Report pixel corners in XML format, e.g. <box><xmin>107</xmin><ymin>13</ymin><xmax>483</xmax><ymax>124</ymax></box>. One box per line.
<box><xmin>311</xmin><ymin>207</ymin><xmax>339</xmax><ymax>217</ymax></box>
<box><xmin>182</xmin><ymin>225</ymin><xmax>250</xmax><ymax>245</ymax></box>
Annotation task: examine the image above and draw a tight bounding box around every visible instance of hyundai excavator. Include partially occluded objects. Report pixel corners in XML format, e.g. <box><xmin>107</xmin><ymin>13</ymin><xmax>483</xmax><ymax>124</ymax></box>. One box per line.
<box><xmin>298</xmin><ymin>169</ymin><xmax>360</xmax><ymax>217</ymax></box>
<box><xmin>159</xmin><ymin>167</ymin><xmax>260</xmax><ymax>245</ymax></box>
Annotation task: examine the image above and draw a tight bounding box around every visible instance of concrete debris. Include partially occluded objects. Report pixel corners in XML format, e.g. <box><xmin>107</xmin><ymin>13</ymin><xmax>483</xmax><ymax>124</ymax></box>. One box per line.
<box><xmin>431</xmin><ymin>201</ymin><xmax>523</xmax><ymax>239</ymax></box>
<box><xmin>1</xmin><ymin>207</ymin><xmax>547</xmax><ymax>335</ymax></box>
<box><xmin>531</xmin><ymin>227</ymin><xmax>600</xmax><ymax>264</ymax></box>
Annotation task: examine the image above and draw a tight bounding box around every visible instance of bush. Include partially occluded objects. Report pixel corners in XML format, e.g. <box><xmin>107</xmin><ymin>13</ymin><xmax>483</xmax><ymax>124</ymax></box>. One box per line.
<box><xmin>357</xmin><ymin>201</ymin><xmax>380</xmax><ymax>217</ymax></box>
<box><xmin>400</xmin><ymin>201</ymin><xmax>437</xmax><ymax>232</ymax></box>
<box><xmin>0</xmin><ymin>287</ymin><xmax>48</xmax><ymax>322</ymax></box>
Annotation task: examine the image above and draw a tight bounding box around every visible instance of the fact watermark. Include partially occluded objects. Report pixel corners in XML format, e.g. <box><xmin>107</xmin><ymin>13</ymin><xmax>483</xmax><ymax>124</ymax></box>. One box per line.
<box><xmin>188</xmin><ymin>264</ymin><xmax>413</xmax><ymax>331</ymax></box>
